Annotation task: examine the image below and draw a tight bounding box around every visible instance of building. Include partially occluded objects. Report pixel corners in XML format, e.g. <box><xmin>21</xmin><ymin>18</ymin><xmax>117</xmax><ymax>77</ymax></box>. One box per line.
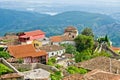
<box><xmin>84</xmin><ymin>69</ymin><xmax>120</xmax><ymax>80</ymax></box>
<box><xmin>23</xmin><ymin>69</ymin><xmax>50</xmax><ymax>80</ymax></box>
<box><xmin>8</xmin><ymin>44</ymin><xmax>48</xmax><ymax>64</ymax></box>
<box><xmin>0</xmin><ymin>58</ymin><xmax>24</xmax><ymax>80</ymax></box>
<box><xmin>110</xmin><ymin>46</ymin><xmax>120</xmax><ymax>53</ymax></box>
<box><xmin>63</xmin><ymin>74</ymin><xmax>83</xmax><ymax>80</ymax></box>
<box><xmin>0</xmin><ymin>73</ymin><xmax>24</xmax><ymax>80</ymax></box>
<box><xmin>64</xmin><ymin>26</ymin><xmax>78</xmax><ymax>38</ymax></box>
<box><xmin>75</xmin><ymin>57</ymin><xmax>120</xmax><ymax>74</ymax></box>
<box><xmin>39</xmin><ymin>45</ymin><xmax>65</xmax><ymax>57</ymax></box>
<box><xmin>18</xmin><ymin>30</ymin><xmax>45</xmax><ymax>44</ymax></box>
<box><xmin>63</xmin><ymin>69</ymin><xmax>120</xmax><ymax>80</ymax></box>
<box><xmin>50</xmin><ymin>26</ymin><xmax>78</xmax><ymax>46</ymax></box>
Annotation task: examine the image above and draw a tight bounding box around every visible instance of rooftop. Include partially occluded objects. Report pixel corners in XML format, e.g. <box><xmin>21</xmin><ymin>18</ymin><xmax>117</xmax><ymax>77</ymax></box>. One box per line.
<box><xmin>84</xmin><ymin>69</ymin><xmax>120</xmax><ymax>80</ymax></box>
<box><xmin>20</xmin><ymin>30</ymin><xmax>45</xmax><ymax>38</ymax></box>
<box><xmin>64</xmin><ymin>26</ymin><xmax>77</xmax><ymax>31</ymax></box>
<box><xmin>75</xmin><ymin>57</ymin><xmax>120</xmax><ymax>74</ymax></box>
<box><xmin>23</xmin><ymin>68</ymin><xmax>50</xmax><ymax>79</ymax></box>
<box><xmin>39</xmin><ymin>45</ymin><xmax>64</xmax><ymax>52</ymax></box>
<box><xmin>63</xmin><ymin>74</ymin><xmax>83</xmax><ymax>80</ymax></box>
<box><xmin>50</xmin><ymin>36</ymin><xmax>63</xmax><ymax>42</ymax></box>
<box><xmin>8</xmin><ymin>44</ymin><xmax>47</xmax><ymax>58</ymax></box>
<box><xmin>50</xmin><ymin>35</ymin><xmax>74</xmax><ymax>42</ymax></box>
<box><xmin>1</xmin><ymin>73</ymin><xmax>23</xmax><ymax>79</ymax></box>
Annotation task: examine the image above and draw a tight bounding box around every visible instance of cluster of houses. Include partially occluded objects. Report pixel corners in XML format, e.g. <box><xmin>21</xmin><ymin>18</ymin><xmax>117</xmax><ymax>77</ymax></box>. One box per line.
<box><xmin>0</xmin><ymin>26</ymin><xmax>78</xmax><ymax>64</ymax></box>
<box><xmin>1</xmin><ymin>26</ymin><xmax>120</xmax><ymax>80</ymax></box>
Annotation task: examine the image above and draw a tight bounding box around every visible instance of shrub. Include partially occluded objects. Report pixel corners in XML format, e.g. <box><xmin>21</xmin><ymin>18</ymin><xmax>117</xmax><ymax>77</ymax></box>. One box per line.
<box><xmin>50</xmin><ymin>71</ymin><xmax>62</xmax><ymax>80</ymax></box>
<box><xmin>67</xmin><ymin>66</ymin><xmax>88</xmax><ymax>74</ymax></box>
<box><xmin>0</xmin><ymin>63</ymin><xmax>13</xmax><ymax>75</ymax></box>
<box><xmin>0</xmin><ymin>51</ymin><xmax>11</xmax><ymax>59</ymax></box>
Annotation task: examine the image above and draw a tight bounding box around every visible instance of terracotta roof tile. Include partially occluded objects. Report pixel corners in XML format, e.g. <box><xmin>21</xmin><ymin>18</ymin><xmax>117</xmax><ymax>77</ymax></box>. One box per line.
<box><xmin>8</xmin><ymin>44</ymin><xmax>47</xmax><ymax>58</ymax></box>
<box><xmin>21</xmin><ymin>30</ymin><xmax>45</xmax><ymax>37</ymax></box>
<box><xmin>1</xmin><ymin>73</ymin><xmax>23</xmax><ymax>79</ymax></box>
<box><xmin>75</xmin><ymin>57</ymin><xmax>120</xmax><ymax>74</ymax></box>
<box><xmin>50</xmin><ymin>36</ymin><xmax>63</xmax><ymax>42</ymax></box>
<box><xmin>63</xmin><ymin>74</ymin><xmax>83</xmax><ymax>80</ymax></box>
<box><xmin>39</xmin><ymin>45</ymin><xmax>64</xmax><ymax>52</ymax></box>
<box><xmin>84</xmin><ymin>69</ymin><xmax>120</xmax><ymax>80</ymax></box>
<box><xmin>65</xmin><ymin>26</ymin><xmax>77</xmax><ymax>31</ymax></box>
<box><xmin>50</xmin><ymin>35</ymin><xmax>74</xmax><ymax>42</ymax></box>
<box><xmin>110</xmin><ymin>46</ymin><xmax>120</xmax><ymax>51</ymax></box>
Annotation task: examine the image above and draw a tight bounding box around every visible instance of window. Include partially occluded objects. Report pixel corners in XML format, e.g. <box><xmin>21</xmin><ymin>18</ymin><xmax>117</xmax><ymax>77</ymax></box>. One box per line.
<box><xmin>52</xmin><ymin>53</ymin><xmax>54</xmax><ymax>55</ymax></box>
<box><xmin>69</xmin><ymin>33</ymin><xmax>71</xmax><ymax>35</ymax></box>
<box><xmin>72</xmin><ymin>35</ymin><xmax>74</xmax><ymax>38</ymax></box>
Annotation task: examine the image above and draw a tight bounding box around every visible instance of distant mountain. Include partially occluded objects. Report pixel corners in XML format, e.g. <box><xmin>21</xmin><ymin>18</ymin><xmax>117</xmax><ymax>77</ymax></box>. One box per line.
<box><xmin>0</xmin><ymin>8</ymin><xmax>120</xmax><ymax>46</ymax></box>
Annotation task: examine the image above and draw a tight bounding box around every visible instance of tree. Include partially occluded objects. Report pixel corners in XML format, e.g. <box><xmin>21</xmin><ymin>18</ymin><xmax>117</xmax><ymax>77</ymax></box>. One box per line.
<box><xmin>81</xmin><ymin>27</ymin><xmax>94</xmax><ymax>37</ymax></box>
<box><xmin>74</xmin><ymin>50</ymin><xmax>92</xmax><ymax>62</ymax></box>
<box><xmin>61</xmin><ymin>44</ymin><xmax>76</xmax><ymax>54</ymax></box>
<box><xmin>97</xmin><ymin>35</ymin><xmax>111</xmax><ymax>46</ymax></box>
<box><xmin>74</xmin><ymin>34</ymin><xmax>94</xmax><ymax>52</ymax></box>
<box><xmin>0</xmin><ymin>51</ymin><xmax>11</xmax><ymax>59</ymax></box>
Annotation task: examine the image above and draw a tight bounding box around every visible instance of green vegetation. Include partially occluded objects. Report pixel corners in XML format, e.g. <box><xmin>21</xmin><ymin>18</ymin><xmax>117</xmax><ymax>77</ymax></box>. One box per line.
<box><xmin>61</xmin><ymin>44</ymin><xmax>76</xmax><ymax>54</ymax></box>
<box><xmin>92</xmin><ymin>51</ymin><xmax>112</xmax><ymax>58</ymax></box>
<box><xmin>55</xmin><ymin>64</ymin><xmax>62</xmax><ymax>69</ymax></box>
<box><xmin>0</xmin><ymin>47</ymin><xmax>4</xmax><ymax>51</ymax></box>
<box><xmin>74</xmin><ymin>34</ymin><xmax>94</xmax><ymax>52</ymax></box>
<box><xmin>0</xmin><ymin>51</ymin><xmax>11</xmax><ymax>59</ymax></box>
<box><xmin>75</xmin><ymin>50</ymin><xmax>92</xmax><ymax>62</ymax></box>
<box><xmin>81</xmin><ymin>27</ymin><xmax>94</xmax><ymax>37</ymax></box>
<box><xmin>97</xmin><ymin>35</ymin><xmax>111</xmax><ymax>46</ymax></box>
<box><xmin>47</xmin><ymin>57</ymin><xmax>56</xmax><ymax>66</ymax></box>
<box><xmin>18</xmin><ymin>67</ymin><xmax>30</xmax><ymax>72</ymax></box>
<box><xmin>0</xmin><ymin>63</ymin><xmax>13</xmax><ymax>75</ymax></box>
<box><xmin>67</xmin><ymin>66</ymin><xmax>88</xmax><ymax>74</ymax></box>
<box><xmin>50</xmin><ymin>71</ymin><xmax>62</xmax><ymax>80</ymax></box>
<box><xmin>18</xmin><ymin>58</ymin><xmax>23</xmax><ymax>63</ymax></box>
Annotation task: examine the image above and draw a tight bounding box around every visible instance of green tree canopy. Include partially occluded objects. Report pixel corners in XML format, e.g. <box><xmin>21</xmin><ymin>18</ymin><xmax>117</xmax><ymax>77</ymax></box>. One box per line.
<box><xmin>74</xmin><ymin>34</ymin><xmax>94</xmax><ymax>52</ymax></box>
<box><xmin>81</xmin><ymin>27</ymin><xmax>94</xmax><ymax>37</ymax></box>
<box><xmin>74</xmin><ymin>50</ymin><xmax>92</xmax><ymax>62</ymax></box>
<box><xmin>61</xmin><ymin>44</ymin><xmax>76</xmax><ymax>54</ymax></box>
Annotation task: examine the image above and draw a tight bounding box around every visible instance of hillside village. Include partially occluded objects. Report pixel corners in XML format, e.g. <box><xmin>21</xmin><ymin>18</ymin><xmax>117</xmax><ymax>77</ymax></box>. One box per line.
<box><xmin>0</xmin><ymin>26</ymin><xmax>120</xmax><ymax>80</ymax></box>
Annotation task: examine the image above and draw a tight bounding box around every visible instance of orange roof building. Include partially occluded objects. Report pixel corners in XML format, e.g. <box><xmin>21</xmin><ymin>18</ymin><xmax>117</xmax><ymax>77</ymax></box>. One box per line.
<box><xmin>18</xmin><ymin>30</ymin><xmax>45</xmax><ymax>44</ymax></box>
<box><xmin>8</xmin><ymin>44</ymin><xmax>48</xmax><ymax>64</ymax></box>
<box><xmin>110</xmin><ymin>46</ymin><xmax>120</xmax><ymax>53</ymax></box>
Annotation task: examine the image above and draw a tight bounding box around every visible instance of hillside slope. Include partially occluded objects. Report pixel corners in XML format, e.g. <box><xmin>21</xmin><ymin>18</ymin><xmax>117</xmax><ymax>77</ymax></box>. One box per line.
<box><xmin>0</xmin><ymin>9</ymin><xmax>119</xmax><ymax>46</ymax></box>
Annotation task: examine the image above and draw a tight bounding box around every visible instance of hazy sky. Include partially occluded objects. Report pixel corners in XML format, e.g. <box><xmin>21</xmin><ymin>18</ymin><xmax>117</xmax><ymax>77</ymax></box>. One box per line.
<box><xmin>0</xmin><ymin>0</ymin><xmax>120</xmax><ymax>6</ymax></box>
<box><xmin>0</xmin><ymin>0</ymin><xmax>120</xmax><ymax>14</ymax></box>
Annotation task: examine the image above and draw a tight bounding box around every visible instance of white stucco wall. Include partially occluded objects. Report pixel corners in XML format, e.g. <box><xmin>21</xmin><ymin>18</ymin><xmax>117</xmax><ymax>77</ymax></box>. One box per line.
<box><xmin>47</xmin><ymin>49</ymin><xmax>65</xmax><ymax>57</ymax></box>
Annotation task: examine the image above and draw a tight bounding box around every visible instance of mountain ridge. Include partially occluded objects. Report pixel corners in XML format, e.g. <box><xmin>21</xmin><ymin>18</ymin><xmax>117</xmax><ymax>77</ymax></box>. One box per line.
<box><xmin>0</xmin><ymin>8</ymin><xmax>119</xmax><ymax>46</ymax></box>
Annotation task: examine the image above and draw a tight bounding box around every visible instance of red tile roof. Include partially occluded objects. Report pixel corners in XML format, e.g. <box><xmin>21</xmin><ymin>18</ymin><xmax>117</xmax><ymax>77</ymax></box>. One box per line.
<box><xmin>21</xmin><ymin>30</ymin><xmax>45</xmax><ymax>38</ymax></box>
<box><xmin>50</xmin><ymin>36</ymin><xmax>63</xmax><ymax>42</ymax></box>
<box><xmin>63</xmin><ymin>74</ymin><xmax>83</xmax><ymax>80</ymax></box>
<box><xmin>110</xmin><ymin>46</ymin><xmax>120</xmax><ymax>51</ymax></box>
<box><xmin>84</xmin><ymin>69</ymin><xmax>120</xmax><ymax>80</ymax></box>
<box><xmin>8</xmin><ymin>44</ymin><xmax>47</xmax><ymax>58</ymax></box>
<box><xmin>50</xmin><ymin>35</ymin><xmax>74</xmax><ymax>42</ymax></box>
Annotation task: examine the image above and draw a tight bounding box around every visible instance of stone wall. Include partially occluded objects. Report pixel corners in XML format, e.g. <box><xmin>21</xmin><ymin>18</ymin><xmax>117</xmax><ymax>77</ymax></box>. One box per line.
<box><xmin>12</xmin><ymin>63</ymin><xmax>58</xmax><ymax>72</ymax></box>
